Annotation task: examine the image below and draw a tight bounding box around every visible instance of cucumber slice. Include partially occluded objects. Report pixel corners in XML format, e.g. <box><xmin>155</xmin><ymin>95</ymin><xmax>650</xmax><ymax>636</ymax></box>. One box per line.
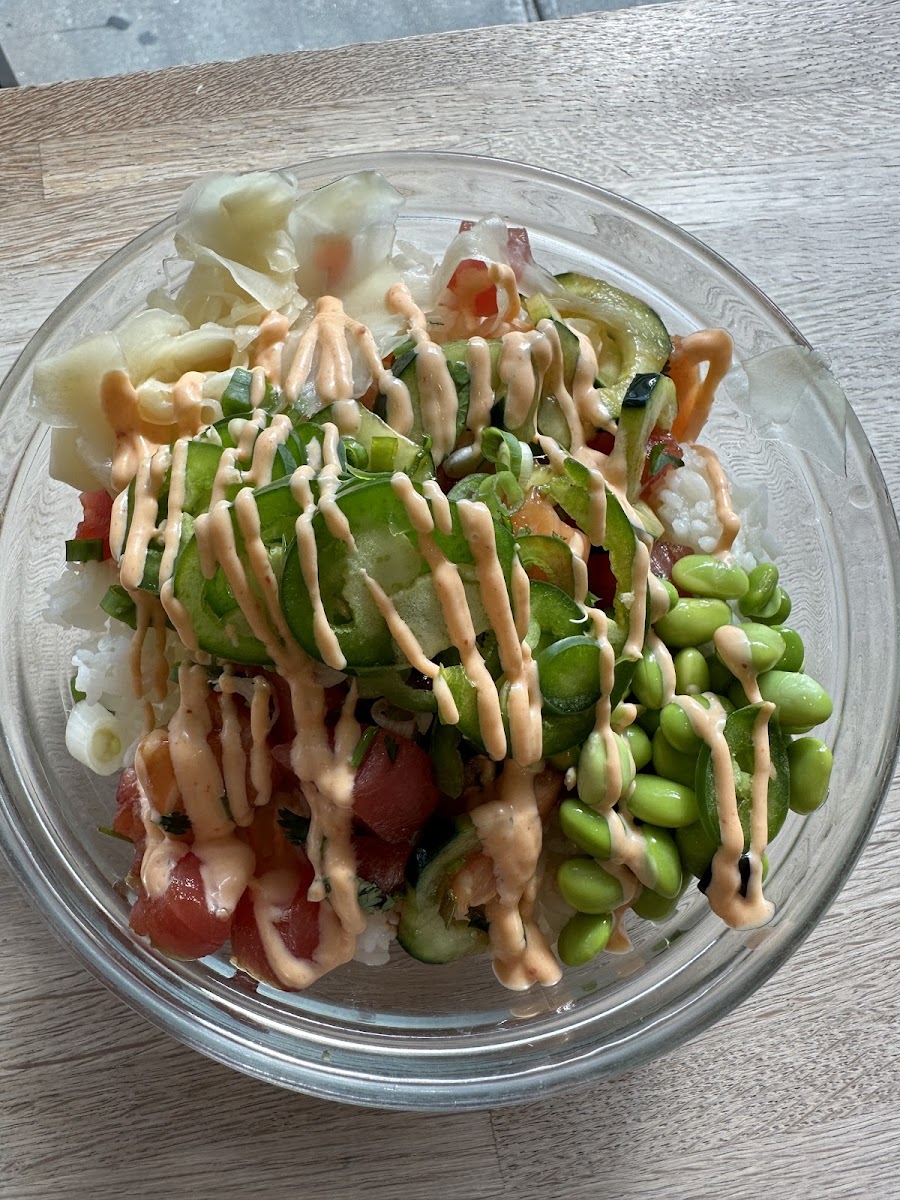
<box><xmin>280</xmin><ymin>477</ymin><xmax>516</xmax><ymax>671</ymax></box>
<box><xmin>397</xmin><ymin>818</ymin><xmax>488</xmax><ymax>964</ymax></box>
<box><xmin>313</xmin><ymin>401</ymin><xmax>432</xmax><ymax>479</ymax></box>
<box><xmin>554</xmin><ymin>271</ymin><xmax>672</xmax><ymax>418</ymax></box>
<box><xmin>614</xmin><ymin>373</ymin><xmax>678</xmax><ymax>502</ymax></box>
<box><xmin>171</xmin><ymin>478</ymin><xmax>299</xmax><ymax>665</ymax></box>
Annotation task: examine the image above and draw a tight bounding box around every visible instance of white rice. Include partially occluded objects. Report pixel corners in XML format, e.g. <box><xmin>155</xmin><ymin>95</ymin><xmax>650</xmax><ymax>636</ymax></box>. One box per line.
<box><xmin>352</xmin><ymin>910</ymin><xmax>397</xmax><ymax>966</ymax></box>
<box><xmin>44</xmin><ymin>561</ymin><xmax>118</xmax><ymax>633</ymax></box>
<box><xmin>45</xmin><ymin>563</ymin><xmax>184</xmax><ymax>769</ymax></box>
<box><xmin>653</xmin><ymin>444</ymin><xmax>777</xmax><ymax>572</ymax></box>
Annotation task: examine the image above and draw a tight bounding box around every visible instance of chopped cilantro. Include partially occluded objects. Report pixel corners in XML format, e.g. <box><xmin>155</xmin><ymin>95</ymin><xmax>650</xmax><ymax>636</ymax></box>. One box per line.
<box><xmin>277</xmin><ymin>808</ymin><xmax>311</xmax><ymax>845</ymax></box>
<box><xmin>357</xmin><ymin>879</ymin><xmax>398</xmax><ymax>913</ymax></box>
<box><xmin>384</xmin><ymin>735</ymin><xmax>399</xmax><ymax>764</ymax></box>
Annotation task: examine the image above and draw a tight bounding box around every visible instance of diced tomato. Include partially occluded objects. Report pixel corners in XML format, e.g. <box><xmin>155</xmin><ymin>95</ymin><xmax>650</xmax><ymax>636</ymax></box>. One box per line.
<box><xmin>649</xmin><ymin>540</ymin><xmax>694</xmax><ymax>582</ymax></box>
<box><xmin>130</xmin><ymin>852</ymin><xmax>232</xmax><ymax>960</ymax></box>
<box><xmin>353</xmin><ymin>728</ymin><xmax>440</xmax><ymax>843</ymax></box>
<box><xmin>113</xmin><ymin>768</ymin><xmax>143</xmax><ymax>844</ymax></box>
<box><xmin>352</xmin><ymin>833</ymin><xmax>409</xmax><ymax>895</ymax></box>
<box><xmin>588</xmin><ymin>430</ymin><xmax>615</xmax><ymax>456</ymax></box>
<box><xmin>587</xmin><ymin>549</ymin><xmax>618</xmax><ymax>609</ymax></box>
<box><xmin>446</xmin><ymin>259</ymin><xmax>499</xmax><ymax>318</ymax></box>
<box><xmin>641</xmin><ymin>427</ymin><xmax>684</xmax><ymax>495</ymax></box>
<box><xmin>230</xmin><ymin>857</ymin><xmax>320</xmax><ymax>988</ymax></box>
<box><xmin>75</xmin><ymin>489</ymin><xmax>113</xmax><ymax>560</ymax></box>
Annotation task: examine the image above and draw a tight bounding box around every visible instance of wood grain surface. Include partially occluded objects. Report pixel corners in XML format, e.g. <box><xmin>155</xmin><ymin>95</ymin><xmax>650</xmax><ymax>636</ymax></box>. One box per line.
<box><xmin>1</xmin><ymin>1</ymin><xmax>899</xmax><ymax>1196</ymax></box>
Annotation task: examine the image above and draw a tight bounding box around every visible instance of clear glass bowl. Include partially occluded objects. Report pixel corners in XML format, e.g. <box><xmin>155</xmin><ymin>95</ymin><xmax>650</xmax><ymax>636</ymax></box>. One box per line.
<box><xmin>0</xmin><ymin>152</ymin><xmax>897</xmax><ymax>1111</ymax></box>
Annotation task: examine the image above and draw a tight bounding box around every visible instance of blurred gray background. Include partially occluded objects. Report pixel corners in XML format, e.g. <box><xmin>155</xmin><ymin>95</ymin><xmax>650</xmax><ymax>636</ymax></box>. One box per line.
<box><xmin>0</xmin><ymin>0</ymin><xmax>668</xmax><ymax>86</ymax></box>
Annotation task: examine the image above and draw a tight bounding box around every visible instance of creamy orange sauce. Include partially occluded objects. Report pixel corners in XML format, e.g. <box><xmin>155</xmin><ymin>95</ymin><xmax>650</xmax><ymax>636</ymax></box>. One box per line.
<box><xmin>99</xmin><ymin>237</ymin><xmax>749</xmax><ymax>989</ymax></box>
<box><xmin>690</xmin><ymin>443</ymin><xmax>741</xmax><ymax>556</ymax></box>
<box><xmin>669</xmin><ymin>329</ymin><xmax>734</xmax><ymax>443</ymax></box>
<box><xmin>675</xmin><ymin>693</ymin><xmax>775</xmax><ymax>927</ymax></box>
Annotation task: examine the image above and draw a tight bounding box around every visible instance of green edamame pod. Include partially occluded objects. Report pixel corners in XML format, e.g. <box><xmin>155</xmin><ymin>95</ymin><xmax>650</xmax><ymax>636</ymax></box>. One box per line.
<box><xmin>772</xmin><ymin>625</ymin><xmax>805</xmax><ymax>672</ymax></box>
<box><xmin>676</xmin><ymin>819</ymin><xmax>718</xmax><ymax>878</ymax></box>
<box><xmin>632</xmin><ymin>643</ymin><xmax>666</xmax><ymax>709</ymax></box>
<box><xmin>661</xmin><ymin>578</ymin><xmax>680</xmax><ymax>613</ymax></box>
<box><xmin>660</xmin><ymin>696</ymin><xmax>710</xmax><ymax>755</ymax></box>
<box><xmin>558</xmin><ymin>857</ymin><xmax>625</xmax><ymax>913</ymax></box>
<box><xmin>673</xmin><ymin>647</ymin><xmax>711</xmax><ymax>696</ymax></box>
<box><xmin>557</xmin><ymin>912</ymin><xmax>613</xmax><ymax>965</ymax></box>
<box><xmin>623</xmin><ymin>723</ymin><xmax>652</xmax><ymax>771</ymax></box>
<box><xmin>672</xmin><ymin>554</ymin><xmax>750</xmax><ymax>600</ymax></box>
<box><xmin>577</xmin><ymin>730</ymin><xmax>635</xmax><ymax>808</ymax></box>
<box><xmin>641</xmin><ymin>823</ymin><xmax>683</xmax><ymax>898</ymax></box>
<box><xmin>754</xmin><ymin>586</ymin><xmax>792</xmax><ymax>626</ymax></box>
<box><xmin>559</xmin><ymin>799</ymin><xmax>612</xmax><ymax>859</ymax></box>
<box><xmin>704</xmin><ymin>652</ymin><xmax>734</xmax><ymax>694</ymax></box>
<box><xmin>787</xmin><ymin>737</ymin><xmax>833</xmax><ymax>813</ymax></box>
<box><xmin>716</xmin><ymin>622</ymin><xmax>786</xmax><ymax>674</ymax></box>
<box><xmin>628</xmin><ymin>772</ymin><xmax>699</xmax><ymax>827</ymax></box>
<box><xmin>739</xmin><ymin>562</ymin><xmax>778</xmax><ymax>617</ymax></box>
<box><xmin>631</xmin><ymin>884</ymin><xmax>684</xmax><ymax>922</ymax></box>
<box><xmin>636</xmin><ymin>707</ymin><xmax>661</xmax><ymax>736</ymax></box>
<box><xmin>757</xmin><ymin>670</ymin><xmax>833</xmax><ymax>734</ymax></box>
<box><xmin>651</xmin><ymin>728</ymin><xmax>699</xmax><ymax>789</ymax></box>
<box><xmin>653</xmin><ymin>598</ymin><xmax>733</xmax><ymax>648</ymax></box>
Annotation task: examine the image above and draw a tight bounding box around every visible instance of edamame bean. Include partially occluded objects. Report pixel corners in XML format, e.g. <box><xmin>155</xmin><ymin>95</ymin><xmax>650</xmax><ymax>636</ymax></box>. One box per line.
<box><xmin>754</xmin><ymin>586</ymin><xmax>792</xmax><ymax>626</ymax></box>
<box><xmin>757</xmin><ymin>670</ymin><xmax>833</xmax><ymax>734</ymax></box>
<box><xmin>624</xmin><ymin>723</ymin><xmax>653</xmax><ymax>771</ymax></box>
<box><xmin>716</xmin><ymin>622</ymin><xmax>786</xmax><ymax>674</ymax></box>
<box><xmin>549</xmin><ymin>746</ymin><xmax>580</xmax><ymax>771</ymax></box>
<box><xmin>557</xmin><ymin>912</ymin><xmax>613</xmax><ymax>965</ymax></box>
<box><xmin>636</xmin><ymin>707</ymin><xmax>661</xmax><ymax>736</ymax></box>
<box><xmin>628</xmin><ymin>773</ymin><xmax>699</xmax><ymax>827</ymax></box>
<box><xmin>704</xmin><ymin>652</ymin><xmax>734</xmax><ymax>693</ymax></box>
<box><xmin>632</xmin><ymin>644</ymin><xmax>666</xmax><ymax>709</ymax></box>
<box><xmin>653</xmin><ymin>598</ymin><xmax>733</xmax><ymax>648</ymax></box>
<box><xmin>631</xmin><ymin>885</ymin><xmax>683</xmax><ymax>922</ymax></box>
<box><xmin>651</xmin><ymin>728</ymin><xmax>699</xmax><ymax>789</ymax></box>
<box><xmin>660</xmin><ymin>696</ymin><xmax>710</xmax><ymax>754</ymax></box>
<box><xmin>559</xmin><ymin>799</ymin><xmax>612</xmax><ymax>859</ymax></box>
<box><xmin>661</xmin><ymin>578</ymin><xmax>680</xmax><ymax>613</ymax></box>
<box><xmin>739</xmin><ymin>562</ymin><xmax>778</xmax><ymax>617</ymax></box>
<box><xmin>787</xmin><ymin>737</ymin><xmax>833</xmax><ymax>813</ymax></box>
<box><xmin>674</xmin><ymin>647</ymin><xmax>710</xmax><ymax>695</ymax></box>
<box><xmin>641</xmin><ymin>823</ymin><xmax>683</xmax><ymax>898</ymax></box>
<box><xmin>558</xmin><ymin>857</ymin><xmax>625</xmax><ymax>913</ymax></box>
<box><xmin>773</xmin><ymin>625</ymin><xmax>805</xmax><ymax>672</ymax></box>
<box><xmin>675</xmin><ymin>819</ymin><xmax>718</xmax><ymax>878</ymax></box>
<box><xmin>577</xmin><ymin>730</ymin><xmax>635</xmax><ymax>808</ymax></box>
<box><xmin>672</xmin><ymin>554</ymin><xmax>750</xmax><ymax>600</ymax></box>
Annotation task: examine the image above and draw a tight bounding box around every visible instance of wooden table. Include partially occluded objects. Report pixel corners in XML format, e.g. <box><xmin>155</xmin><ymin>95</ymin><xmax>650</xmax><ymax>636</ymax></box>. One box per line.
<box><xmin>2</xmin><ymin>1</ymin><xmax>898</xmax><ymax>1195</ymax></box>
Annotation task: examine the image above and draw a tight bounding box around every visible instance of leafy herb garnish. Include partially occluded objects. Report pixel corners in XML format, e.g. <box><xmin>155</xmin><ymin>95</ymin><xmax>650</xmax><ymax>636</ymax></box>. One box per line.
<box><xmin>158</xmin><ymin>811</ymin><xmax>192</xmax><ymax>835</ymax></box>
<box><xmin>277</xmin><ymin>807</ymin><xmax>311</xmax><ymax>846</ymax></box>
<box><xmin>647</xmin><ymin>443</ymin><xmax>684</xmax><ymax>478</ymax></box>
<box><xmin>357</xmin><ymin>880</ymin><xmax>398</xmax><ymax>913</ymax></box>
<box><xmin>384</xmin><ymin>735</ymin><xmax>399</xmax><ymax>764</ymax></box>
<box><xmin>97</xmin><ymin>824</ymin><xmax>133</xmax><ymax>844</ymax></box>
<box><xmin>350</xmin><ymin>725</ymin><xmax>378</xmax><ymax>769</ymax></box>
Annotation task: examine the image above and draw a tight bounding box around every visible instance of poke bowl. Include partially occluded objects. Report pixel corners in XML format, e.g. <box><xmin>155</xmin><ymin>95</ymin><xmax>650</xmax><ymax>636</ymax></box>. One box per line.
<box><xmin>0</xmin><ymin>151</ymin><xmax>896</xmax><ymax>1112</ymax></box>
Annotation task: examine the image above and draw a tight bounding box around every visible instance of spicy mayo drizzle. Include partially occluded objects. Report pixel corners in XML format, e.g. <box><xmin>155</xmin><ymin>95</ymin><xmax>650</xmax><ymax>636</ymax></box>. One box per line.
<box><xmin>102</xmin><ymin>257</ymin><xmax>754</xmax><ymax>988</ymax></box>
